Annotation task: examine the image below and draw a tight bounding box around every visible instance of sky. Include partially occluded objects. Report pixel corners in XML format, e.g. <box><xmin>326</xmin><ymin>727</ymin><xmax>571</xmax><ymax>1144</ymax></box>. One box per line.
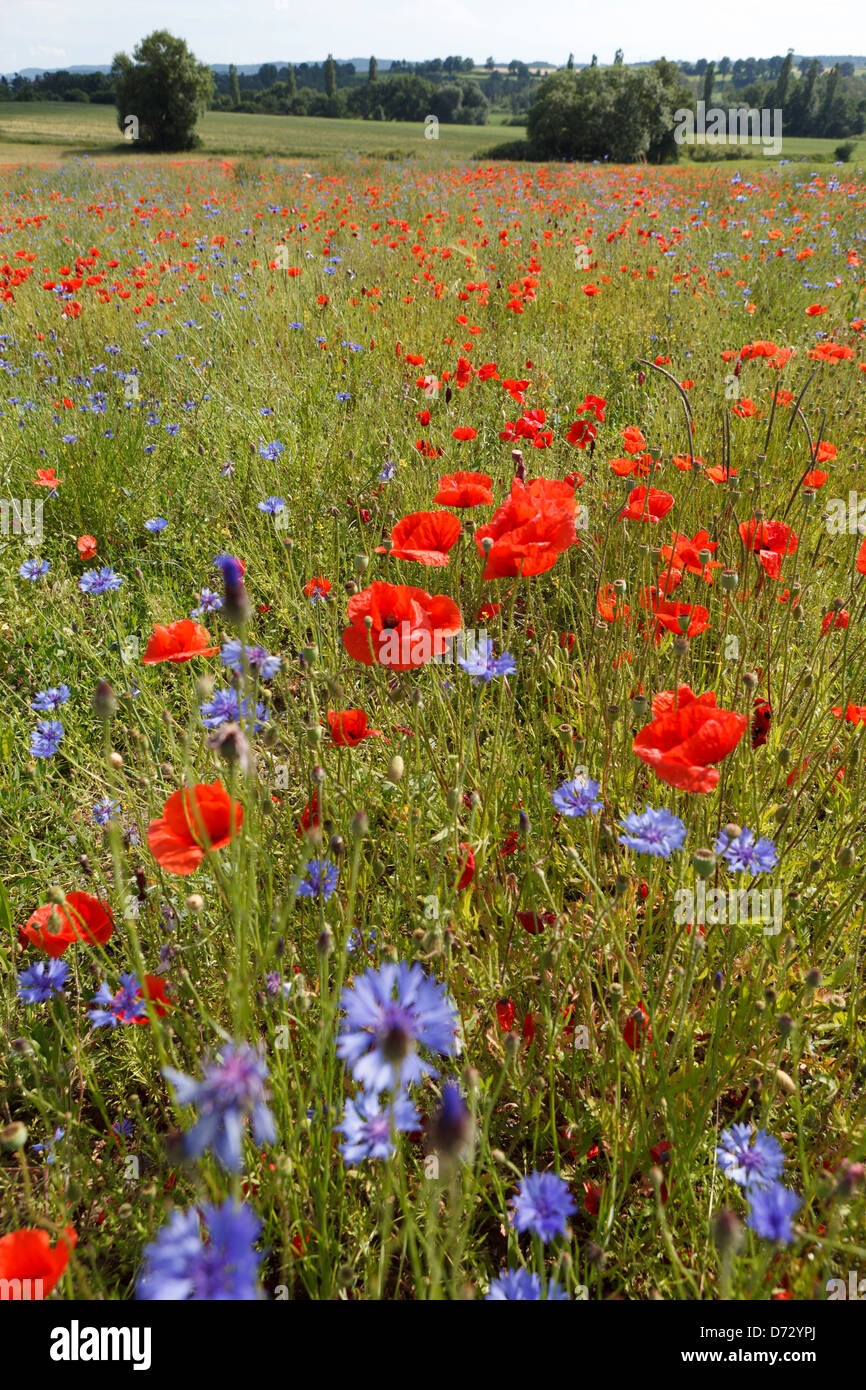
<box><xmin>4</xmin><ymin>0</ymin><xmax>861</xmax><ymax>73</ymax></box>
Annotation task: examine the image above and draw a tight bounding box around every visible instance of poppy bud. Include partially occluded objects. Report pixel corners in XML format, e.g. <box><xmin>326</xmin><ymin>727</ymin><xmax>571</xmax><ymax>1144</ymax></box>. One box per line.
<box><xmin>778</xmin><ymin>747</ymin><xmax>791</xmax><ymax>767</ymax></box>
<box><xmin>777</xmin><ymin>1012</ymin><xmax>793</xmax><ymax>1039</ymax></box>
<box><xmin>329</xmin><ymin>835</ymin><xmax>345</xmax><ymax>860</ymax></box>
<box><xmin>743</xmin><ymin>671</ymin><xmax>758</xmax><ymax>690</ymax></box>
<box><xmin>693</xmin><ymin>848</ymin><xmax>716</xmax><ymax>878</ymax></box>
<box><xmin>723</xmin><ymin>823</ymin><xmax>742</xmax><ymax>841</ymax></box>
<box><xmin>481</xmin><ymin>536</ymin><xmax>494</xmax><ymax>554</ymax></box>
<box><xmin>386</xmin><ymin>755</ymin><xmax>405</xmax><ymax>784</ymax></box>
<box><xmin>207</xmin><ymin>721</ymin><xmax>252</xmax><ymax>775</ymax></box>
<box><xmin>673</xmin><ymin>636</ymin><xmax>689</xmax><ymax>654</ymax></box>
<box><xmin>0</xmin><ymin>1121</ymin><xmax>28</xmax><ymax>1152</ymax></box>
<box><xmin>93</xmin><ymin>680</ymin><xmax>117</xmax><ymax>719</ymax></box>
<box><xmin>195</xmin><ymin>673</ymin><xmax>214</xmax><ymax>700</ymax></box>
<box><xmin>775</xmin><ymin>1068</ymin><xmax>796</xmax><ymax>1094</ymax></box>
<box><xmin>792</xmin><ymin>603</ymin><xmax>804</xmax><ymax>622</ymax></box>
<box><xmin>217</xmin><ymin>555</ymin><xmax>251</xmax><ymax>627</ymax></box>
<box><xmin>351</xmin><ymin>809</ymin><xmax>369</xmax><ymax>837</ymax></box>
<box><xmin>713</xmin><ymin>1208</ymin><xmax>743</xmax><ymax>1255</ymax></box>
<box><xmin>837</xmin><ymin>845</ymin><xmax>855</xmax><ymax>868</ymax></box>
<box><xmin>316</xmin><ymin>927</ymin><xmax>334</xmax><ymax>957</ymax></box>
<box><xmin>306</xmin><ymin>725</ymin><xmax>322</xmax><ymax>747</ymax></box>
<box><xmin>110</xmin><ymin>751</ymin><xmax>123</xmax><ymax>769</ymax></box>
<box><xmin>47</xmin><ymin>884</ymin><xmax>66</xmax><ymax>905</ymax></box>
<box><xmin>311</xmin><ymin>764</ymin><xmax>325</xmax><ymax>784</ymax></box>
<box><xmin>185</xmin><ymin>894</ymin><xmax>204</xmax><ymax>914</ymax></box>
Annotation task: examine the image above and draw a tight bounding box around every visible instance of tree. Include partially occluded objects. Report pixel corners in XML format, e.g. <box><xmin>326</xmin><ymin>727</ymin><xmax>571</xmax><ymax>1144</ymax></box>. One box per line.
<box><xmin>229</xmin><ymin>63</ymin><xmax>241</xmax><ymax>107</ymax></box>
<box><xmin>324</xmin><ymin>54</ymin><xmax>336</xmax><ymax>98</ymax></box>
<box><xmin>614</xmin><ymin>49</ymin><xmax>624</xmax><ymax>66</ymax></box>
<box><xmin>527</xmin><ymin>64</ymin><xmax>681</xmax><ymax>163</ymax></box>
<box><xmin>771</xmin><ymin>50</ymin><xmax>793</xmax><ymax>108</ymax></box>
<box><xmin>111</xmin><ymin>30</ymin><xmax>213</xmax><ymax>150</ymax></box>
<box><xmin>719</xmin><ymin>56</ymin><xmax>731</xmax><ymax>78</ymax></box>
<box><xmin>287</xmin><ymin>65</ymin><xmax>297</xmax><ymax>99</ymax></box>
<box><xmin>702</xmin><ymin>62</ymin><xmax>715</xmax><ymax>105</ymax></box>
<box><xmin>566</xmin><ymin>53</ymin><xmax>574</xmax><ymax>70</ymax></box>
<box><xmin>369</xmin><ymin>55</ymin><xmax>378</xmax><ymax>83</ymax></box>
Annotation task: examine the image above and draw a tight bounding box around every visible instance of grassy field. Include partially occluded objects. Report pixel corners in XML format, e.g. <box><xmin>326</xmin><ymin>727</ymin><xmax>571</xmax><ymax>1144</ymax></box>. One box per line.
<box><xmin>0</xmin><ymin>142</ymin><xmax>865</xmax><ymax>1307</ymax></box>
<box><xmin>0</xmin><ymin>100</ymin><xmax>861</xmax><ymax>166</ymax></box>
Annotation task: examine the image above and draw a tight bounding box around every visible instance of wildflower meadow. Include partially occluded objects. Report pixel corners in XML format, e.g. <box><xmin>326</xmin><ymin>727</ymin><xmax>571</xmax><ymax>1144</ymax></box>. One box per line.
<box><xmin>1</xmin><ymin>140</ymin><xmax>866</xmax><ymax>1328</ymax></box>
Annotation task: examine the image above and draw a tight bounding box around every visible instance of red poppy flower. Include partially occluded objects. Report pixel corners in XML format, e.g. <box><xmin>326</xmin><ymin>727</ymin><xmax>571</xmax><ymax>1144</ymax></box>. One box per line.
<box><xmin>0</xmin><ymin>1227</ymin><xmax>77</xmax><ymax>1299</ymax></box>
<box><xmin>451</xmin><ymin>426</ymin><xmax>477</xmax><ymax>441</ymax></box>
<box><xmin>496</xmin><ymin>999</ymin><xmax>516</xmax><ymax>1031</ymax></box>
<box><xmin>633</xmin><ymin>689</ymin><xmax>747</xmax><ymax>792</ymax></box>
<box><xmin>821</xmin><ymin>609</ymin><xmax>849</xmax><ymax>634</ymax></box>
<box><xmin>517</xmin><ymin>909</ymin><xmax>557</xmax><ymax>934</ymax></box>
<box><xmin>610</xmin><ymin>452</ymin><xmax>656</xmax><ymax>478</ymax></box>
<box><xmin>621</xmin><ymin>426</ymin><xmax>646</xmax><ymax>455</ymax></box>
<box><xmin>620</xmin><ymin>486</ymin><xmax>674</xmax><ymax>523</ymax></box>
<box><xmin>831</xmin><ymin>702</ymin><xmax>866</xmax><ymax>724</ymax></box>
<box><xmin>377</xmin><ymin>510</ymin><xmax>461</xmax><ymax>566</ymax></box>
<box><xmin>77</xmin><ymin>534</ymin><xmax>97</xmax><ymax>560</ymax></box>
<box><xmin>20</xmin><ymin>891</ymin><xmax>113</xmax><ymax>958</ymax></box>
<box><xmin>643</xmin><ymin>596</ymin><xmax>711</xmax><ymax>639</ymax></box>
<box><xmin>342</xmin><ymin>580</ymin><xmax>462</xmax><ymax>670</ymax></box>
<box><xmin>455</xmin><ymin>842</ymin><xmax>475</xmax><ymax>890</ymax></box>
<box><xmin>304</xmin><ymin>576</ymin><xmax>331</xmax><ymax>598</ymax></box>
<box><xmin>857</xmin><ymin>537</ymin><xmax>866</xmax><ymax>575</ymax></box>
<box><xmin>475</xmin><ymin>477</ymin><xmax>577</xmax><ymax>580</ymax></box>
<box><xmin>137</xmin><ymin>975</ymin><xmax>173</xmax><ymax>1020</ymax></box>
<box><xmin>738</xmin><ymin>519</ymin><xmax>798</xmax><ymax>579</ymax></box>
<box><xmin>147</xmin><ymin>781</ymin><xmax>243</xmax><ymax>875</ymax></box>
<box><xmin>597</xmin><ymin>585</ymin><xmax>630</xmax><ymax>623</ymax></box>
<box><xmin>433</xmin><ymin>471</ymin><xmax>494</xmax><ymax>508</ymax></box>
<box><xmin>802</xmin><ymin>470</ymin><xmax>829</xmax><ymax>489</ymax></box>
<box><xmin>142</xmin><ymin>620</ymin><xmax>219</xmax><ymax>664</ymax></box>
<box><xmin>660</xmin><ymin>530</ymin><xmax>721</xmax><ymax>582</ymax></box>
<box><xmin>622</xmin><ymin>1001</ymin><xmax>651</xmax><ymax>1050</ymax></box>
<box><xmin>31</xmin><ymin>468</ymin><xmax>60</xmax><ymax>488</ymax></box>
<box><xmin>566</xmin><ymin>419</ymin><xmax>596</xmax><ymax>448</ymax></box>
<box><xmin>327</xmin><ymin>709</ymin><xmax>382</xmax><ymax>746</ymax></box>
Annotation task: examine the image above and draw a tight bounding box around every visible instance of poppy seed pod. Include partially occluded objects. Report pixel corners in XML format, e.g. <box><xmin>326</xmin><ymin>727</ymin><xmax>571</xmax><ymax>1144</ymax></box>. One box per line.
<box><xmin>0</xmin><ymin>1121</ymin><xmax>28</xmax><ymax>1152</ymax></box>
<box><xmin>386</xmin><ymin>755</ymin><xmax>405</xmax><ymax>784</ymax></box>
<box><xmin>720</xmin><ymin>569</ymin><xmax>739</xmax><ymax>592</ymax></box>
<box><xmin>93</xmin><ymin>680</ymin><xmax>117</xmax><ymax>719</ymax></box>
<box><xmin>692</xmin><ymin>848</ymin><xmax>716</xmax><ymax>879</ymax></box>
<box><xmin>743</xmin><ymin>670</ymin><xmax>759</xmax><ymax>689</ymax></box>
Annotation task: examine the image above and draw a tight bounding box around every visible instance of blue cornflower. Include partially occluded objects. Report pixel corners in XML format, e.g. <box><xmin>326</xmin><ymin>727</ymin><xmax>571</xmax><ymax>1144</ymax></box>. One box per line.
<box><xmin>30</xmin><ymin>684</ymin><xmax>71</xmax><ymax>713</ymax></box>
<box><xmin>30</xmin><ymin>720</ymin><xmax>64</xmax><ymax>758</ymax></box>
<box><xmin>509</xmin><ymin>1170</ymin><xmax>577</xmax><ymax>1244</ymax></box>
<box><xmin>199</xmin><ymin>686</ymin><xmax>267</xmax><ymax>733</ymax></box>
<box><xmin>337</xmin><ymin>962</ymin><xmax>459</xmax><ymax>1094</ymax></box>
<box><xmin>257</xmin><ymin>496</ymin><xmax>286</xmax><ymax>515</ymax></box>
<box><xmin>220</xmin><ymin>460</ymin><xmax>235</xmax><ymax>477</ymax></box>
<box><xmin>89</xmin><ymin>972</ymin><xmax>148</xmax><ymax>1028</ymax></box>
<box><xmin>19</xmin><ymin>557</ymin><xmax>50</xmax><ymax>580</ymax></box>
<box><xmin>336</xmin><ymin>391</ymin><xmax>352</xmax><ymax>402</ymax></box>
<box><xmin>486</xmin><ymin>1269</ymin><xmax>569</xmax><ymax>1300</ymax></box>
<box><xmin>79</xmin><ymin>566</ymin><xmax>123</xmax><ymax>595</ymax></box>
<box><xmin>92</xmin><ymin>796</ymin><xmax>121</xmax><ymax>825</ymax></box>
<box><xmin>335</xmin><ymin>1090</ymin><xmax>421</xmax><ymax>1164</ymax></box>
<box><xmin>618</xmin><ymin>805</ymin><xmax>687</xmax><ymax>859</ymax></box>
<box><xmin>112</xmin><ymin>1118</ymin><xmax>134</xmax><ymax>1138</ymax></box>
<box><xmin>136</xmin><ymin>1200</ymin><xmax>263</xmax><ymax>1300</ymax></box>
<box><xmin>162</xmin><ymin>1041</ymin><xmax>276</xmax><ymax>1172</ymax></box>
<box><xmin>32</xmin><ymin>1127</ymin><xmax>65</xmax><ymax>1163</ymax></box>
<box><xmin>220</xmin><ymin>640</ymin><xmax>282</xmax><ymax>680</ymax></box>
<box><xmin>551</xmin><ymin>775</ymin><xmax>603</xmax><ymax>818</ymax></box>
<box><xmin>191</xmin><ymin>588</ymin><xmax>223</xmax><ymax>617</ymax></box>
<box><xmin>714</xmin><ymin>827</ymin><xmax>778</xmax><ymax>875</ymax></box>
<box><xmin>293</xmin><ymin>860</ymin><xmax>339</xmax><ymax>901</ymax></box>
<box><xmin>379</xmin><ymin>460</ymin><xmax>396</xmax><ymax>482</ymax></box>
<box><xmin>258</xmin><ymin>441</ymin><xmax>285</xmax><ymax>461</ymax></box>
<box><xmin>457</xmin><ymin>638</ymin><xmax>517</xmax><ymax>683</ymax></box>
<box><xmin>431</xmin><ymin>1079</ymin><xmax>471</xmax><ymax>1156</ymax></box>
<box><xmin>716</xmin><ymin>1123</ymin><xmax>785</xmax><ymax>1190</ymax></box>
<box><xmin>745</xmin><ymin>1184</ymin><xmax>801</xmax><ymax>1244</ymax></box>
<box><xmin>17</xmin><ymin>958</ymin><xmax>69</xmax><ymax>1003</ymax></box>
<box><xmin>145</xmin><ymin>517</ymin><xmax>168</xmax><ymax>533</ymax></box>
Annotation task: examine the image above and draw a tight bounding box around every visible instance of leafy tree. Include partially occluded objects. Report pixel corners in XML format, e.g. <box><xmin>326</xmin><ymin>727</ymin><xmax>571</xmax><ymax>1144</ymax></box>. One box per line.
<box><xmin>111</xmin><ymin>30</ymin><xmax>213</xmax><ymax>150</ymax></box>
<box><xmin>324</xmin><ymin>54</ymin><xmax>336</xmax><ymax>98</ymax></box>
<box><xmin>229</xmin><ymin>63</ymin><xmax>241</xmax><ymax>107</ymax></box>
<box><xmin>527</xmin><ymin>64</ymin><xmax>681</xmax><ymax>163</ymax></box>
<box><xmin>702</xmin><ymin>62</ymin><xmax>715</xmax><ymax>105</ymax></box>
<box><xmin>369</xmin><ymin>56</ymin><xmax>378</xmax><ymax>84</ymax></box>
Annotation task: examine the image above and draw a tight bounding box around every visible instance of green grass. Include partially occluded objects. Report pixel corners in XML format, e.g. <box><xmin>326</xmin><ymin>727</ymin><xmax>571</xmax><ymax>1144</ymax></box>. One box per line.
<box><xmin>0</xmin><ymin>152</ymin><xmax>865</xmax><ymax>1304</ymax></box>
